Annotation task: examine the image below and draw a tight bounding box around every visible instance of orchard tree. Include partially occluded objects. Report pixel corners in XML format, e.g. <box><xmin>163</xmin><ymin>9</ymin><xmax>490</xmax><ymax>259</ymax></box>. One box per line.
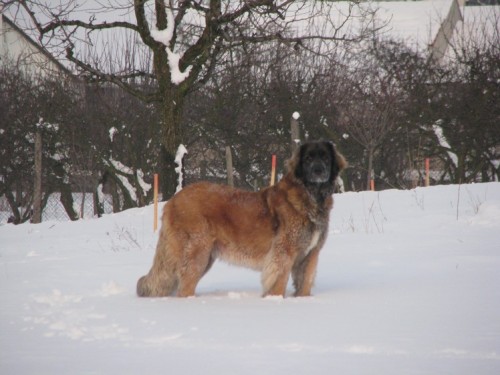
<box><xmin>9</xmin><ymin>0</ymin><xmax>376</xmax><ymax>198</ymax></box>
<box><xmin>336</xmin><ymin>39</ymin><xmax>402</xmax><ymax>191</ymax></box>
<box><xmin>0</xmin><ymin>63</ymin><xmax>82</xmax><ymax>222</ymax></box>
<box><xmin>429</xmin><ymin>9</ymin><xmax>500</xmax><ymax>183</ymax></box>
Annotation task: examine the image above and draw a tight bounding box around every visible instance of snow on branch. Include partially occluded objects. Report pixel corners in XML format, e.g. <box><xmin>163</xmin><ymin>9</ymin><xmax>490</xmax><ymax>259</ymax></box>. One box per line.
<box><xmin>432</xmin><ymin>120</ymin><xmax>458</xmax><ymax>168</ymax></box>
<box><xmin>104</xmin><ymin>158</ymin><xmax>138</xmax><ymax>203</ymax></box>
<box><xmin>36</xmin><ymin>117</ymin><xmax>59</xmax><ymax>132</ymax></box>
<box><xmin>115</xmin><ymin>174</ymin><xmax>138</xmax><ymax>203</ymax></box>
<box><xmin>137</xmin><ymin>169</ymin><xmax>152</xmax><ymax>196</ymax></box>
<box><xmin>150</xmin><ymin>3</ymin><xmax>175</xmax><ymax>46</ymax></box>
<box><xmin>150</xmin><ymin>1</ymin><xmax>192</xmax><ymax>85</ymax></box>
<box><xmin>109</xmin><ymin>158</ymin><xmax>134</xmax><ymax>175</ymax></box>
<box><xmin>175</xmin><ymin>144</ymin><xmax>188</xmax><ymax>193</ymax></box>
<box><xmin>166</xmin><ymin>49</ymin><xmax>193</xmax><ymax>85</ymax></box>
<box><xmin>109</xmin><ymin>127</ymin><xmax>118</xmax><ymax>142</ymax></box>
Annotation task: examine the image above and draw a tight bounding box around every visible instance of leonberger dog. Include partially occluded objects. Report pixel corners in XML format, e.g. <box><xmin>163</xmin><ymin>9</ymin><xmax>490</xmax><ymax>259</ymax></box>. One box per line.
<box><xmin>137</xmin><ymin>140</ymin><xmax>346</xmax><ymax>298</ymax></box>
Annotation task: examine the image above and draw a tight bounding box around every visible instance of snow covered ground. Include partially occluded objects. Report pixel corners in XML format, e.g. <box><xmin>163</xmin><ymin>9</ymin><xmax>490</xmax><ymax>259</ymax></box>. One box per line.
<box><xmin>1</xmin><ymin>182</ymin><xmax>500</xmax><ymax>374</ymax></box>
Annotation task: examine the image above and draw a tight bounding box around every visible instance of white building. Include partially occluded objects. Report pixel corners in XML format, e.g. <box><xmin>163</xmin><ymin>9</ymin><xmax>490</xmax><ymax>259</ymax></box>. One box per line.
<box><xmin>0</xmin><ymin>9</ymin><xmax>73</xmax><ymax>79</ymax></box>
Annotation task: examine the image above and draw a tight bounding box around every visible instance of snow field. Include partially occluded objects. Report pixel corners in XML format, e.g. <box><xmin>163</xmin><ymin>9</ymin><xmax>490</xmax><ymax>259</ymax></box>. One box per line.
<box><xmin>1</xmin><ymin>182</ymin><xmax>499</xmax><ymax>374</ymax></box>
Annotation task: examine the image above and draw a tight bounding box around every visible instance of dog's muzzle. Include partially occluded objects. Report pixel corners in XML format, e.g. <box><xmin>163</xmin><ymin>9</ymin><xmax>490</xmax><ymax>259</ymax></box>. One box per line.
<box><xmin>308</xmin><ymin>162</ymin><xmax>330</xmax><ymax>183</ymax></box>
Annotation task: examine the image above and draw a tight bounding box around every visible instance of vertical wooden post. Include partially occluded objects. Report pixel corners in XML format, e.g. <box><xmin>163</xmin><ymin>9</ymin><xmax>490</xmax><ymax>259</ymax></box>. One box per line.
<box><xmin>226</xmin><ymin>146</ymin><xmax>234</xmax><ymax>187</ymax></box>
<box><xmin>153</xmin><ymin>173</ymin><xmax>158</xmax><ymax>232</ymax></box>
<box><xmin>425</xmin><ymin>158</ymin><xmax>430</xmax><ymax>187</ymax></box>
<box><xmin>270</xmin><ymin>155</ymin><xmax>277</xmax><ymax>186</ymax></box>
<box><xmin>32</xmin><ymin>131</ymin><xmax>42</xmax><ymax>223</ymax></box>
<box><xmin>291</xmin><ymin>112</ymin><xmax>300</xmax><ymax>154</ymax></box>
<box><xmin>367</xmin><ymin>147</ymin><xmax>374</xmax><ymax>191</ymax></box>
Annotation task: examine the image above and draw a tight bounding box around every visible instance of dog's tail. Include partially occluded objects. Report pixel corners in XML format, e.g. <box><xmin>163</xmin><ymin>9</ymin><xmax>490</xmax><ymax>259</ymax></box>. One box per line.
<box><xmin>137</xmin><ymin>226</ymin><xmax>178</xmax><ymax>297</ymax></box>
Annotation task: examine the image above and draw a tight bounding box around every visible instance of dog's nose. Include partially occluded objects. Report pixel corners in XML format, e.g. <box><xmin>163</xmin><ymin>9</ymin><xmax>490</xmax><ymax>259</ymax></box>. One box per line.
<box><xmin>313</xmin><ymin>165</ymin><xmax>324</xmax><ymax>175</ymax></box>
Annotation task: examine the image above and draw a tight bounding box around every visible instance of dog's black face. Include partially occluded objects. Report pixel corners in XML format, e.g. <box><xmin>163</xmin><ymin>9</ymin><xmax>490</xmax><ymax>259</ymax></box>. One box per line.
<box><xmin>301</xmin><ymin>142</ymin><xmax>333</xmax><ymax>184</ymax></box>
<box><xmin>295</xmin><ymin>141</ymin><xmax>342</xmax><ymax>201</ymax></box>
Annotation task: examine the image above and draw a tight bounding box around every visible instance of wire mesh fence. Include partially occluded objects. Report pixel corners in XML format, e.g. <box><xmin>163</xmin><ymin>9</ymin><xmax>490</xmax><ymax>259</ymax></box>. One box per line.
<box><xmin>0</xmin><ymin>192</ymin><xmax>114</xmax><ymax>224</ymax></box>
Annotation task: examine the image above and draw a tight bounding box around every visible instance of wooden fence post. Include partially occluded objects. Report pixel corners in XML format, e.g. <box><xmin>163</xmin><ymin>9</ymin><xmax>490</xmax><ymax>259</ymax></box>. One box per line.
<box><xmin>291</xmin><ymin>112</ymin><xmax>300</xmax><ymax>154</ymax></box>
<box><xmin>32</xmin><ymin>131</ymin><xmax>42</xmax><ymax>223</ymax></box>
<box><xmin>226</xmin><ymin>146</ymin><xmax>234</xmax><ymax>187</ymax></box>
<box><xmin>425</xmin><ymin>158</ymin><xmax>430</xmax><ymax>187</ymax></box>
<box><xmin>153</xmin><ymin>173</ymin><xmax>158</xmax><ymax>232</ymax></box>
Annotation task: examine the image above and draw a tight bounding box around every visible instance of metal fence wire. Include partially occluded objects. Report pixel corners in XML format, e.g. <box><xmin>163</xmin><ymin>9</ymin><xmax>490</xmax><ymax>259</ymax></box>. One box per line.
<box><xmin>0</xmin><ymin>193</ymin><xmax>114</xmax><ymax>224</ymax></box>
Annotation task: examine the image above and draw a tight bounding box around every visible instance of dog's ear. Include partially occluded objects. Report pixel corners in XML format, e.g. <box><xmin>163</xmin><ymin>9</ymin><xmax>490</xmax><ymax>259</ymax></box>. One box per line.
<box><xmin>335</xmin><ymin>147</ymin><xmax>347</xmax><ymax>172</ymax></box>
<box><xmin>326</xmin><ymin>141</ymin><xmax>347</xmax><ymax>181</ymax></box>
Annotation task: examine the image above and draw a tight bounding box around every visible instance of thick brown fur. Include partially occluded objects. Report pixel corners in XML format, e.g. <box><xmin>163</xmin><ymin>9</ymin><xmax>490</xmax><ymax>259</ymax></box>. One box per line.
<box><xmin>137</xmin><ymin>141</ymin><xmax>346</xmax><ymax>298</ymax></box>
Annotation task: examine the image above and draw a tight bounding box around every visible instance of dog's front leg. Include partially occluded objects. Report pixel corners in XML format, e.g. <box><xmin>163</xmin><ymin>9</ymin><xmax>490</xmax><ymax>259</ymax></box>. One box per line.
<box><xmin>292</xmin><ymin>248</ymin><xmax>320</xmax><ymax>297</ymax></box>
<box><xmin>263</xmin><ymin>270</ymin><xmax>291</xmax><ymax>297</ymax></box>
<box><xmin>261</xmin><ymin>243</ymin><xmax>294</xmax><ymax>297</ymax></box>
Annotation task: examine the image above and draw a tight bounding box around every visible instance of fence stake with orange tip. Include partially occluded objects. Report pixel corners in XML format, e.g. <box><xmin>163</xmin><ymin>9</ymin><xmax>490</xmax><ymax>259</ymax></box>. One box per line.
<box><xmin>270</xmin><ymin>155</ymin><xmax>277</xmax><ymax>186</ymax></box>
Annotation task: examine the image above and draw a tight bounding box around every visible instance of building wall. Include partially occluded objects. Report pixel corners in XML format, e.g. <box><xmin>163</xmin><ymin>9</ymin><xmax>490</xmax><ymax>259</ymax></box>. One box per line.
<box><xmin>0</xmin><ymin>13</ymin><xmax>72</xmax><ymax>79</ymax></box>
<box><xmin>429</xmin><ymin>0</ymin><xmax>464</xmax><ymax>62</ymax></box>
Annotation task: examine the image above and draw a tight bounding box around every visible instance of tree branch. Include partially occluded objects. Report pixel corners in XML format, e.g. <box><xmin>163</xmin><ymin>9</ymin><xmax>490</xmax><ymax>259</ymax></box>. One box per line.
<box><xmin>65</xmin><ymin>46</ymin><xmax>159</xmax><ymax>103</ymax></box>
<box><xmin>41</xmin><ymin>19</ymin><xmax>139</xmax><ymax>35</ymax></box>
<box><xmin>19</xmin><ymin>0</ymin><xmax>138</xmax><ymax>38</ymax></box>
<box><xmin>217</xmin><ymin>0</ymin><xmax>275</xmax><ymax>24</ymax></box>
<box><xmin>134</xmin><ymin>0</ymin><xmax>161</xmax><ymax>49</ymax></box>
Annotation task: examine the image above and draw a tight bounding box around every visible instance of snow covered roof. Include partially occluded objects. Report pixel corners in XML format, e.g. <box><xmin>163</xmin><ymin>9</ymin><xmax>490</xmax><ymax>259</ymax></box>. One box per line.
<box><xmin>288</xmin><ymin>0</ymin><xmax>455</xmax><ymax>52</ymax></box>
<box><xmin>375</xmin><ymin>0</ymin><xmax>454</xmax><ymax>49</ymax></box>
<box><xmin>445</xmin><ymin>4</ymin><xmax>500</xmax><ymax>59</ymax></box>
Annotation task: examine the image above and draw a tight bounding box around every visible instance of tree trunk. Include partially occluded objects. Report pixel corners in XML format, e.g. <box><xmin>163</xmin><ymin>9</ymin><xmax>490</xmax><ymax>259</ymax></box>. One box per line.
<box><xmin>456</xmin><ymin>152</ymin><xmax>465</xmax><ymax>184</ymax></box>
<box><xmin>159</xmin><ymin>88</ymin><xmax>185</xmax><ymax>200</ymax></box>
<box><xmin>5</xmin><ymin>190</ymin><xmax>22</xmax><ymax>224</ymax></box>
<box><xmin>32</xmin><ymin>131</ymin><xmax>42</xmax><ymax>223</ymax></box>
<box><xmin>52</xmin><ymin>161</ymin><xmax>79</xmax><ymax>221</ymax></box>
<box><xmin>159</xmin><ymin>146</ymin><xmax>177</xmax><ymax>200</ymax></box>
<box><xmin>60</xmin><ymin>184</ymin><xmax>79</xmax><ymax>221</ymax></box>
<box><xmin>111</xmin><ymin>181</ymin><xmax>121</xmax><ymax>213</ymax></box>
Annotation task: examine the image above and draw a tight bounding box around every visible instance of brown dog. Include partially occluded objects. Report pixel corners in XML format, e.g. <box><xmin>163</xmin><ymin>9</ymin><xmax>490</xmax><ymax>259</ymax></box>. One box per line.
<box><xmin>137</xmin><ymin>141</ymin><xmax>346</xmax><ymax>297</ymax></box>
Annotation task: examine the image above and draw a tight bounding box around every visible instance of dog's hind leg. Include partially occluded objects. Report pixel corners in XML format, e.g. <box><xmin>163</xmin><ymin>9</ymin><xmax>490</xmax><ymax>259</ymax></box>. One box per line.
<box><xmin>202</xmin><ymin>252</ymin><xmax>216</xmax><ymax>277</ymax></box>
<box><xmin>136</xmin><ymin>231</ymin><xmax>179</xmax><ymax>297</ymax></box>
<box><xmin>136</xmin><ymin>270</ymin><xmax>178</xmax><ymax>297</ymax></box>
<box><xmin>136</xmin><ymin>253</ymin><xmax>178</xmax><ymax>297</ymax></box>
<box><xmin>176</xmin><ymin>240</ymin><xmax>215</xmax><ymax>297</ymax></box>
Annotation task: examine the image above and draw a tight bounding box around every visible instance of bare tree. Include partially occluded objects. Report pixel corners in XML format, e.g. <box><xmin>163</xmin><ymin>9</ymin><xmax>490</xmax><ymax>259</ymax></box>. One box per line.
<box><xmin>0</xmin><ymin>62</ymin><xmax>83</xmax><ymax>222</ymax></box>
<box><xmin>8</xmin><ymin>0</ymin><xmax>375</xmax><ymax>197</ymax></box>
<box><xmin>337</xmin><ymin>39</ymin><xmax>401</xmax><ymax>190</ymax></box>
<box><xmin>431</xmin><ymin>7</ymin><xmax>500</xmax><ymax>183</ymax></box>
